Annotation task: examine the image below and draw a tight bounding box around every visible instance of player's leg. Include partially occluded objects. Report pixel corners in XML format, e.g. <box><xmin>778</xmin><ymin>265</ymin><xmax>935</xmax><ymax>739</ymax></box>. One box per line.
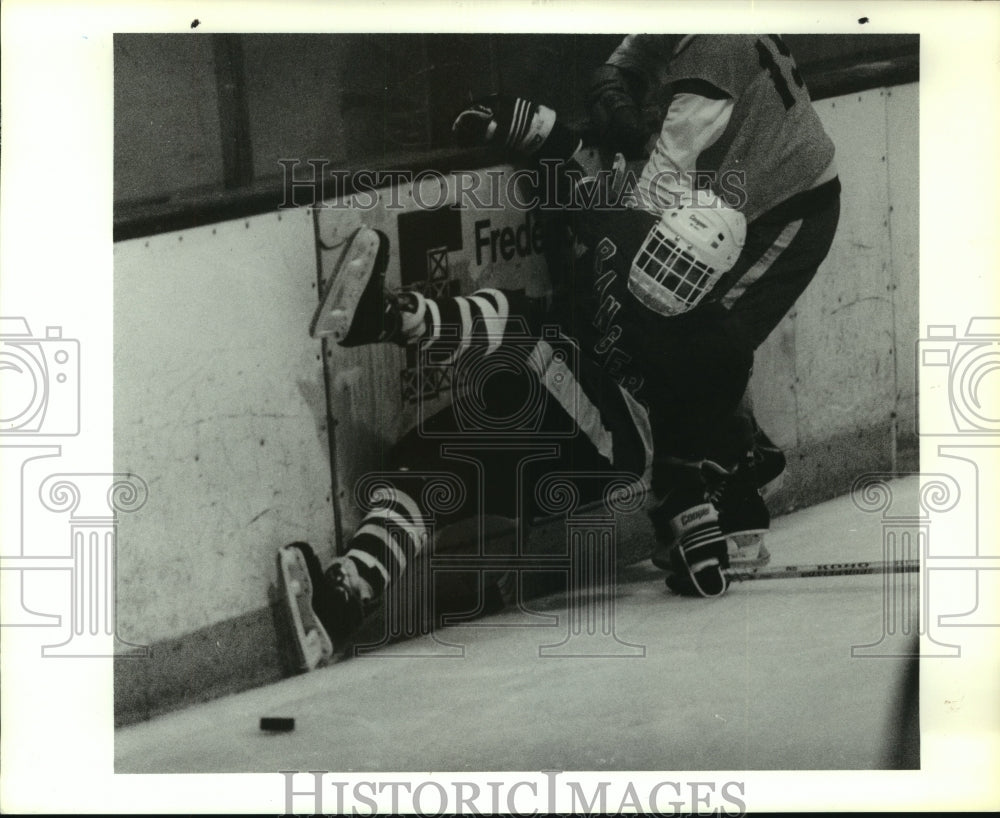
<box><xmin>298</xmin><ymin>234</ymin><xmax>585</xmax><ymax>649</ymax></box>
<box><xmin>740</xmin><ymin>398</ymin><xmax>788</xmax><ymax>498</ymax></box>
<box><xmin>552</xmin><ymin>193</ymin><xmax>756</xmax><ymax>597</ymax></box>
<box><xmin>641</xmin><ymin>310</ymin><xmax>755</xmax><ymax>597</ymax></box>
<box><xmin>311</xmin><ymin>226</ymin><xmax>550</xmax><ymax>361</ymax></box>
<box><xmin>289</xmin><ymin>373</ymin><xmax>646</xmax><ymax>652</ymax></box>
<box><xmin>279</xmin><ymin>418</ymin><xmax>498</xmax><ymax>660</ymax></box>
<box><xmin>277</xmin><ymin>451</ymin><xmax>496</xmax><ymax>665</ymax></box>
<box><xmin>718</xmin><ymin>182</ymin><xmax>841</xmax><ymax>349</ymax></box>
<box><xmin>330</xmin><ymin>336</ymin><xmax>655</xmax><ymax>614</ymax></box>
<box><xmin>705</xmin><ymin>403</ymin><xmax>777</xmax><ymax>571</ymax></box>
<box><xmin>696</xmin><ymin>181</ymin><xmax>842</xmax><ymax>565</ymax></box>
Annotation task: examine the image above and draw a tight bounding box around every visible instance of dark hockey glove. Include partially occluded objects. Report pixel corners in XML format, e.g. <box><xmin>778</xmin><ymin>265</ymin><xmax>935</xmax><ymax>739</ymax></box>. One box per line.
<box><xmin>651</xmin><ymin>495</ymin><xmax>731</xmax><ymax>598</ymax></box>
<box><xmin>452</xmin><ymin>94</ymin><xmax>580</xmax><ymax>161</ymax></box>
<box><xmin>586</xmin><ymin>64</ymin><xmax>649</xmax><ymax>159</ymax></box>
<box><xmin>665</xmin><ymin>540</ymin><xmax>730</xmax><ymax>598</ymax></box>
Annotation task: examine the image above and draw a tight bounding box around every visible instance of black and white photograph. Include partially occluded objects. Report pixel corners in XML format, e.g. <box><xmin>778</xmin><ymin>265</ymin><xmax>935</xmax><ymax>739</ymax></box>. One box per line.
<box><xmin>1</xmin><ymin>1</ymin><xmax>998</xmax><ymax>814</ymax></box>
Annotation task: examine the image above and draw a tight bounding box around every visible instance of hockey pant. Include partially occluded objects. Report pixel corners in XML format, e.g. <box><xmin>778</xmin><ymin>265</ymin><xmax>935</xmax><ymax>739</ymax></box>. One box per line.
<box><xmin>718</xmin><ymin>177</ymin><xmax>841</xmax><ymax>350</ymax></box>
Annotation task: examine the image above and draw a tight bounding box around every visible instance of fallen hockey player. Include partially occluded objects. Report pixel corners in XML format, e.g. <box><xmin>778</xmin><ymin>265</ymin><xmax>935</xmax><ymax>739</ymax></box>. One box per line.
<box><xmin>277</xmin><ymin>92</ymin><xmax>770</xmax><ymax>668</ymax></box>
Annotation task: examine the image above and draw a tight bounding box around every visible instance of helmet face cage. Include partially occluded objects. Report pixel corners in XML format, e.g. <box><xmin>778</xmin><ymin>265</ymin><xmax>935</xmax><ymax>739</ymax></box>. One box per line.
<box><xmin>628</xmin><ymin>203</ymin><xmax>745</xmax><ymax>317</ymax></box>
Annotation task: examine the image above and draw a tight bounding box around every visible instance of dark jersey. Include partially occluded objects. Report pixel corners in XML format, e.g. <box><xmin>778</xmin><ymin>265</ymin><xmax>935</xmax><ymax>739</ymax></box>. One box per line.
<box><xmin>549</xmin><ymin>206</ymin><xmax>753</xmax><ymax>463</ymax></box>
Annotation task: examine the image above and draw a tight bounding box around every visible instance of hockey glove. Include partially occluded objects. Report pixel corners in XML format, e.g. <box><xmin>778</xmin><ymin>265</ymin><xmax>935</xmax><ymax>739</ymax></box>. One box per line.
<box><xmin>452</xmin><ymin>94</ymin><xmax>580</xmax><ymax>161</ymax></box>
<box><xmin>665</xmin><ymin>536</ymin><xmax>730</xmax><ymax>598</ymax></box>
<box><xmin>586</xmin><ymin>64</ymin><xmax>649</xmax><ymax>159</ymax></box>
<box><xmin>653</xmin><ymin>497</ymin><xmax>731</xmax><ymax>598</ymax></box>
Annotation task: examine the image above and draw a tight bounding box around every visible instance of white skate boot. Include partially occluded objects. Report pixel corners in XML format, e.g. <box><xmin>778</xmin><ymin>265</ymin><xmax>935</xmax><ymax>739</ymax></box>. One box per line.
<box><xmin>275</xmin><ymin>542</ymin><xmax>375</xmax><ymax>671</ymax></box>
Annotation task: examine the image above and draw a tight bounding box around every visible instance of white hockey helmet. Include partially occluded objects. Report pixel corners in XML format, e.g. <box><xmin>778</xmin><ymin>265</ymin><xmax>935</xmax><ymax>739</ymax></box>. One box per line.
<box><xmin>628</xmin><ymin>192</ymin><xmax>746</xmax><ymax>317</ymax></box>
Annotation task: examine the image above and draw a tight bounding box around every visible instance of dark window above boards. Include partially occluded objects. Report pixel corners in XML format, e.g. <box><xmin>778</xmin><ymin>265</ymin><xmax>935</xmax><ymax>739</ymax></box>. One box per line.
<box><xmin>114</xmin><ymin>33</ymin><xmax>918</xmax><ymax>241</ymax></box>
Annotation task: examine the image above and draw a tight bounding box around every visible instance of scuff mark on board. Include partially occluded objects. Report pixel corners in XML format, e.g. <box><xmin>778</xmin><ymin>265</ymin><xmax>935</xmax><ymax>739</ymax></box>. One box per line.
<box><xmin>248</xmin><ymin>509</ymin><xmax>271</xmax><ymax>525</ymax></box>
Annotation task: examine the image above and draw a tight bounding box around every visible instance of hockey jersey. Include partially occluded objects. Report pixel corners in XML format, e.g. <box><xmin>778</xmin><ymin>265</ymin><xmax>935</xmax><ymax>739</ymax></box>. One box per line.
<box><xmin>607</xmin><ymin>34</ymin><xmax>836</xmax><ymax>223</ymax></box>
<box><xmin>548</xmin><ymin>205</ymin><xmax>752</xmax><ymax>467</ymax></box>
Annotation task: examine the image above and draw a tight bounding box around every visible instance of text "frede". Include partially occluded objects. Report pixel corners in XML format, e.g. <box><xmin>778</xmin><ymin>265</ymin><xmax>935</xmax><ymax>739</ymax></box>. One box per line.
<box><xmin>474</xmin><ymin>214</ymin><xmax>544</xmax><ymax>266</ymax></box>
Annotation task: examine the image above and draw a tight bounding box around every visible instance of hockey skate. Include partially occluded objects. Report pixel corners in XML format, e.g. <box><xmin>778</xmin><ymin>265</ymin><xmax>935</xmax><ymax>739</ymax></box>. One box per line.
<box><xmin>749</xmin><ymin>426</ymin><xmax>788</xmax><ymax>502</ymax></box>
<box><xmin>275</xmin><ymin>543</ymin><xmax>334</xmax><ymax>671</ymax></box>
<box><xmin>275</xmin><ymin>542</ymin><xmax>375</xmax><ymax>671</ymax></box>
<box><xmin>712</xmin><ymin>464</ymin><xmax>772</xmax><ymax>571</ymax></box>
<box><xmin>310</xmin><ymin>227</ymin><xmax>399</xmax><ymax>344</ymax></box>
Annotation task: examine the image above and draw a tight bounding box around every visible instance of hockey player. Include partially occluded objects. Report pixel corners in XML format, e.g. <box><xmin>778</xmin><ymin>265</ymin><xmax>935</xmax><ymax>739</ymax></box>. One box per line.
<box><xmin>588</xmin><ymin>34</ymin><xmax>842</xmax><ymax>566</ymax></box>
<box><xmin>279</xmin><ymin>94</ymin><xmax>755</xmax><ymax>664</ymax></box>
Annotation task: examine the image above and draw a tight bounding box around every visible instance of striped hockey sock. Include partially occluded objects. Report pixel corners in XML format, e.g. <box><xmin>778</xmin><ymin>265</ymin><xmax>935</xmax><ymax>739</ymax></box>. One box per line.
<box><xmin>418</xmin><ymin>288</ymin><xmax>512</xmax><ymax>362</ymax></box>
<box><xmin>397</xmin><ymin>288</ymin><xmax>514</xmax><ymax>353</ymax></box>
<box><xmin>343</xmin><ymin>486</ymin><xmax>428</xmax><ymax>599</ymax></box>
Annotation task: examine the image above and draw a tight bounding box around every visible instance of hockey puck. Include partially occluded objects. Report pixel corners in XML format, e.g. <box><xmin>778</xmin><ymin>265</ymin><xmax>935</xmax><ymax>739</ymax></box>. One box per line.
<box><xmin>260</xmin><ymin>717</ymin><xmax>295</xmax><ymax>732</ymax></box>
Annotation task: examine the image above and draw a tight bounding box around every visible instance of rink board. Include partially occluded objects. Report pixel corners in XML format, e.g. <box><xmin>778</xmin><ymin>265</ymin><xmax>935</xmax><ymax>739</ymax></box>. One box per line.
<box><xmin>312</xmin><ymin>163</ymin><xmax>553</xmax><ymax>543</ymax></box>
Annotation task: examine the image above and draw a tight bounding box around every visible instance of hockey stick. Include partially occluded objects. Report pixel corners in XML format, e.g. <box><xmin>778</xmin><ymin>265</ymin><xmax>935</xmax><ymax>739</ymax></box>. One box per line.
<box><xmin>727</xmin><ymin>559</ymin><xmax>920</xmax><ymax>582</ymax></box>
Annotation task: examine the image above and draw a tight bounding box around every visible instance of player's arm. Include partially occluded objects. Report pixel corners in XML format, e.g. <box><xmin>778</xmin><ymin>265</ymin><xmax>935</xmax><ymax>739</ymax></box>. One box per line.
<box><xmin>587</xmin><ymin>35</ymin><xmax>659</xmax><ymax>159</ymax></box>
<box><xmin>651</xmin><ymin>92</ymin><xmax>733</xmax><ymax>174</ymax></box>
<box><xmin>451</xmin><ymin>93</ymin><xmax>591</xmax><ymax>216</ymax></box>
<box><xmin>587</xmin><ymin>62</ymin><xmax>648</xmax><ymax>159</ymax></box>
<box><xmin>590</xmin><ymin>35</ymin><xmax>736</xmax><ymax>176</ymax></box>
<box><xmin>635</xmin><ymin>89</ymin><xmax>734</xmax><ymax>209</ymax></box>
<box><xmin>451</xmin><ymin>94</ymin><xmax>582</xmax><ymax>165</ymax></box>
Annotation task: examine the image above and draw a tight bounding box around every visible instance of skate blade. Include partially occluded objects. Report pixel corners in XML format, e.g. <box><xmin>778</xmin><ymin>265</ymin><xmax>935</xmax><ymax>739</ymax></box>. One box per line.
<box><xmin>309</xmin><ymin>227</ymin><xmax>381</xmax><ymax>339</ymax></box>
<box><xmin>276</xmin><ymin>547</ymin><xmax>334</xmax><ymax>671</ymax></box>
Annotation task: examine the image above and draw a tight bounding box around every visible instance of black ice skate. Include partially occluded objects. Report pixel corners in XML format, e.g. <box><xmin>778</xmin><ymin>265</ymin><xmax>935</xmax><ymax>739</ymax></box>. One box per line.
<box><xmin>749</xmin><ymin>426</ymin><xmax>788</xmax><ymax>500</ymax></box>
<box><xmin>275</xmin><ymin>542</ymin><xmax>374</xmax><ymax>670</ymax></box>
<box><xmin>309</xmin><ymin>227</ymin><xmax>401</xmax><ymax>345</ymax></box>
<box><xmin>708</xmin><ymin>460</ymin><xmax>772</xmax><ymax>571</ymax></box>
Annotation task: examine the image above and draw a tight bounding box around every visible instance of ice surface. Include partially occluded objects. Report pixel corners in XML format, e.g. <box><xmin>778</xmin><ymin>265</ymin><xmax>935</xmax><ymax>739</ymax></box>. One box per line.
<box><xmin>115</xmin><ymin>478</ymin><xmax>919</xmax><ymax>772</ymax></box>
